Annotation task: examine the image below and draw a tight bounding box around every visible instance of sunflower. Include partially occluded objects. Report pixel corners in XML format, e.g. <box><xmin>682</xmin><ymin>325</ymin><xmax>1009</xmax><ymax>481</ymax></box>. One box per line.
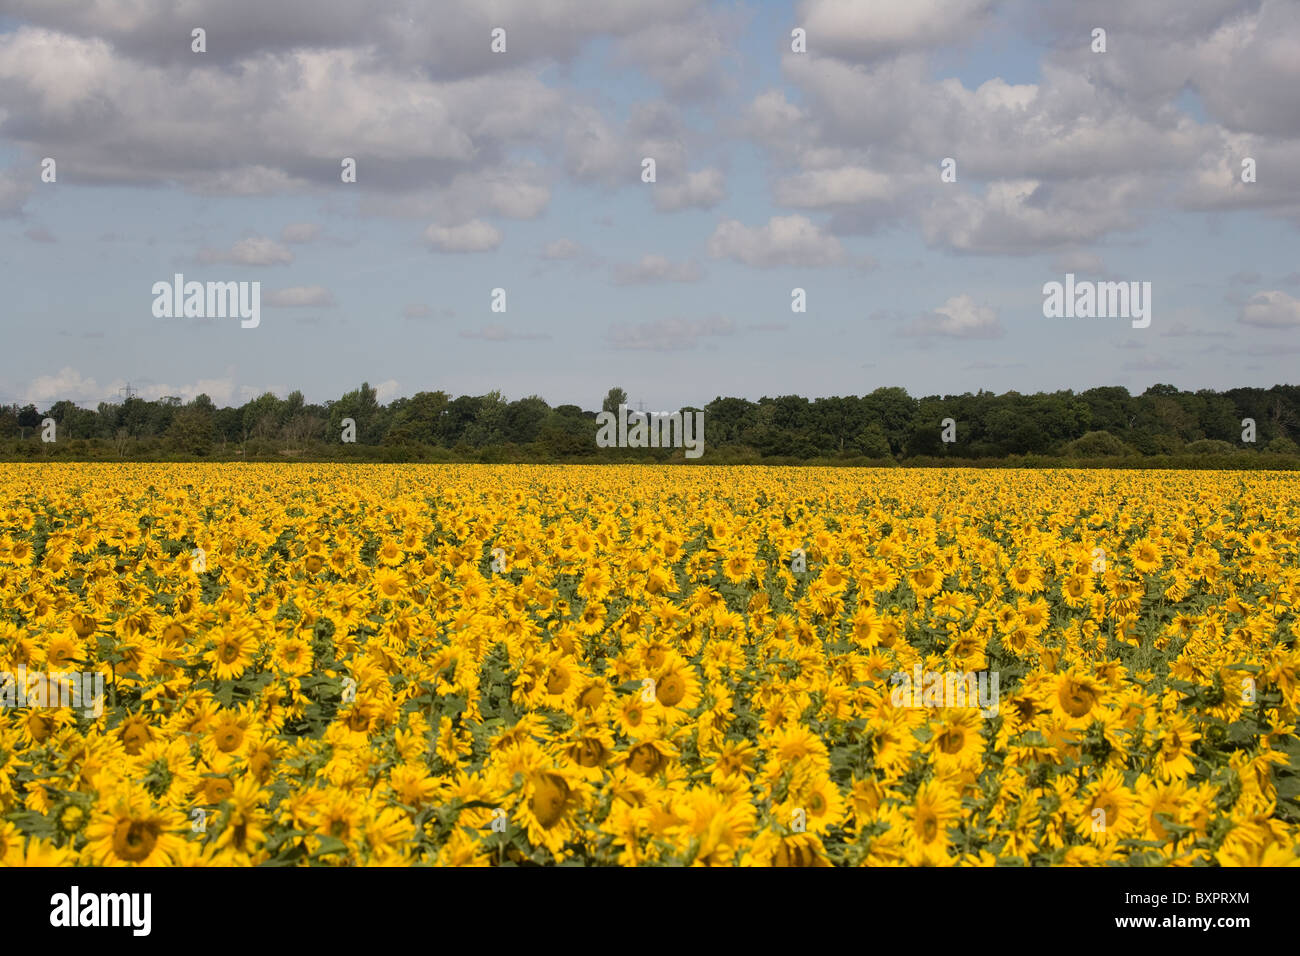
<box><xmin>41</xmin><ymin>632</ymin><xmax>83</xmax><ymax>670</ymax></box>
<box><xmin>748</xmin><ymin>829</ymin><xmax>832</xmax><ymax>867</ymax></box>
<box><xmin>1154</xmin><ymin>714</ymin><xmax>1200</xmax><ymax>781</ymax></box>
<box><xmin>903</xmin><ymin>781</ymin><xmax>960</xmax><ymax>859</ymax></box>
<box><xmin>928</xmin><ymin>709</ymin><xmax>987</xmax><ymax>771</ymax></box>
<box><xmin>651</xmin><ymin>657</ymin><xmax>702</xmax><ymax>717</ymax></box>
<box><xmin>84</xmin><ymin>789</ymin><xmax>187</xmax><ymax>866</ymax></box>
<box><xmin>1051</xmin><ymin>670</ymin><xmax>1105</xmax><ymax>725</ymax></box>
<box><xmin>533</xmin><ymin>655</ymin><xmax>585</xmax><ymax>712</ymax></box>
<box><xmin>6</xmin><ymin>822</ymin><xmax>76</xmax><ymax>865</ymax></box>
<box><xmin>518</xmin><ymin>769</ymin><xmax>581</xmax><ymax>858</ymax></box>
<box><xmin>273</xmin><ymin>635</ymin><xmax>314</xmax><ymax>677</ymax></box>
<box><xmin>564</xmin><ymin>724</ymin><xmax>616</xmax><ymax>776</ymax></box>
<box><xmin>18</xmin><ymin>708</ymin><xmax>73</xmax><ymax>747</ymax></box>
<box><xmin>373</xmin><ymin>566</ymin><xmax>404</xmax><ymax>601</ymax></box>
<box><xmin>624</xmin><ymin>738</ymin><xmax>676</xmax><ymax>778</ymax></box>
<box><xmin>785</xmin><ymin>772</ymin><xmax>846</xmax><ymax>834</ymax></box>
<box><xmin>388</xmin><ymin>762</ymin><xmax>441</xmax><ymax>810</ymax></box>
<box><xmin>134</xmin><ymin>737</ymin><xmax>201</xmax><ymax>807</ymax></box>
<box><xmin>909</xmin><ymin>565</ymin><xmax>944</xmax><ymax>600</ymax></box>
<box><xmin>199</xmin><ymin>773</ymin><xmax>235</xmax><ymax>806</ymax></box>
<box><xmin>206</xmin><ymin>628</ymin><xmax>257</xmax><ymax>680</ymax></box>
<box><xmin>1061</xmin><ymin>573</ymin><xmax>1093</xmax><ymax>608</ymax></box>
<box><xmin>576</xmin><ymin>564</ymin><xmax>612</xmax><ymax>601</ymax></box>
<box><xmin>207</xmin><ymin>710</ymin><xmax>251</xmax><ymax>756</ymax></box>
<box><xmin>574</xmin><ymin>678</ymin><xmax>609</xmax><ymax>713</ymax></box>
<box><xmin>1007</xmin><ymin>563</ymin><xmax>1044</xmax><ymax>594</ymax></box>
<box><xmin>311</xmin><ymin>791</ymin><xmax>363</xmax><ymax>858</ymax></box>
<box><xmin>1130</xmin><ymin>538</ymin><xmax>1163</xmax><ymax>575</ymax></box>
<box><xmin>721</xmin><ymin>550</ymin><xmax>754</xmax><ymax>585</ymax></box>
<box><xmin>1135</xmin><ymin>776</ymin><xmax>1187</xmax><ymax>844</ymax></box>
<box><xmin>575</xmin><ymin>600</ymin><xmax>607</xmax><ymax>636</ymax></box>
<box><xmin>1077</xmin><ymin>768</ymin><xmax>1134</xmax><ymax>844</ymax></box>
<box><xmin>376</xmin><ymin>538</ymin><xmax>405</xmax><ymax>567</ymax></box>
<box><xmin>671</xmin><ymin>788</ymin><xmax>756</xmax><ymax>866</ymax></box>
<box><xmin>613</xmin><ymin>692</ymin><xmax>658</xmax><ymax>741</ymax></box>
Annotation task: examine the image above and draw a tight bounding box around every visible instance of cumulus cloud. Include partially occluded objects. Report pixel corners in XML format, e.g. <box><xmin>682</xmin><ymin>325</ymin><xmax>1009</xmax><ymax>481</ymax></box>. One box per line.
<box><xmin>1240</xmin><ymin>291</ymin><xmax>1300</xmax><ymax>328</ymax></box>
<box><xmin>19</xmin><ymin>368</ymin><xmax>247</xmax><ymax>406</ymax></box>
<box><xmin>424</xmin><ymin>220</ymin><xmax>502</xmax><ymax>253</ymax></box>
<box><xmin>23</xmin><ymin>367</ymin><xmax>102</xmax><ymax>405</ymax></box>
<box><xmin>773</xmin><ymin>166</ymin><xmax>895</xmax><ymax>208</ymax></box>
<box><xmin>616</xmin><ymin>10</ymin><xmax>739</xmax><ymax>100</ymax></box>
<box><xmin>1122</xmin><ymin>355</ymin><xmax>1182</xmax><ymax>371</ymax></box>
<box><xmin>281</xmin><ymin>222</ymin><xmax>323</xmax><ymax>243</ymax></box>
<box><xmin>135</xmin><ymin>378</ymin><xmax>243</xmax><ymax>404</ymax></box>
<box><xmin>458</xmin><ymin>324</ymin><xmax>551</xmax><ymax>341</ymax></box>
<box><xmin>607</xmin><ymin>314</ymin><xmax>735</xmax><ymax>350</ymax></box>
<box><xmin>1</xmin><ymin>0</ymin><xmax>706</xmax><ymax>75</ymax></box>
<box><xmin>265</xmin><ymin>286</ymin><xmax>335</xmax><ymax>307</ymax></box>
<box><xmin>921</xmin><ymin>179</ymin><xmax>1143</xmax><ymax>254</ymax></box>
<box><xmin>731</xmin><ymin>0</ymin><xmax>1300</xmax><ymax>248</ymax></box>
<box><xmin>1051</xmin><ymin>251</ymin><xmax>1106</xmax><ymax>274</ymax></box>
<box><xmin>197</xmin><ymin>237</ymin><xmax>294</xmax><ymax>266</ymax></box>
<box><xmin>0</xmin><ymin>27</ymin><xmax>564</xmax><ymax>210</ymax></box>
<box><xmin>654</xmin><ymin>167</ymin><xmax>726</xmax><ymax>211</ymax></box>
<box><xmin>403</xmin><ymin>303</ymin><xmax>454</xmax><ymax>320</ymax></box>
<box><xmin>707</xmin><ymin>215</ymin><xmax>846</xmax><ymax>267</ymax></box>
<box><xmin>797</xmin><ymin>0</ymin><xmax>997</xmax><ymax>62</ymax></box>
<box><xmin>612</xmin><ymin>255</ymin><xmax>704</xmax><ymax>284</ymax></box>
<box><xmin>0</xmin><ymin>167</ymin><xmax>34</xmax><ymax>218</ymax></box>
<box><xmin>903</xmin><ymin>295</ymin><xmax>1003</xmax><ymax>338</ymax></box>
<box><xmin>540</xmin><ymin>238</ymin><xmax>582</xmax><ymax>259</ymax></box>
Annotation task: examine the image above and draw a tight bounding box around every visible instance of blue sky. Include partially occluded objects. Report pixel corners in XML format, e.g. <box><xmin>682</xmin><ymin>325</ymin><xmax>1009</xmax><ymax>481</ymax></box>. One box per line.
<box><xmin>1</xmin><ymin>0</ymin><xmax>1298</xmax><ymax>411</ymax></box>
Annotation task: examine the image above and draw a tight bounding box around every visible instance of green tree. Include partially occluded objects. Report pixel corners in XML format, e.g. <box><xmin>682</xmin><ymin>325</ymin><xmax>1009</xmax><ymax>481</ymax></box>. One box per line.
<box><xmin>329</xmin><ymin>383</ymin><xmax>381</xmax><ymax>444</ymax></box>
<box><xmin>167</xmin><ymin>403</ymin><xmax>215</xmax><ymax>455</ymax></box>
<box><xmin>602</xmin><ymin>387</ymin><xmax>628</xmax><ymax>414</ymax></box>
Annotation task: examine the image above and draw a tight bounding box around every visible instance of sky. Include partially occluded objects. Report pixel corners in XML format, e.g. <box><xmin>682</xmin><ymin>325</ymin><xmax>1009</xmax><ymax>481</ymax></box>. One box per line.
<box><xmin>1</xmin><ymin>0</ymin><xmax>1298</xmax><ymax>412</ymax></box>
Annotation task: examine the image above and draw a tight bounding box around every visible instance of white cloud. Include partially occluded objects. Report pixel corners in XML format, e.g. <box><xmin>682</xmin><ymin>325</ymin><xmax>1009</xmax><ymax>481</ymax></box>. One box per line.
<box><xmin>0</xmin><ymin>166</ymin><xmax>34</xmax><ymax>218</ymax></box>
<box><xmin>563</xmin><ymin>107</ymin><xmax>628</xmax><ymax>185</ymax></box>
<box><xmin>903</xmin><ymin>295</ymin><xmax>1003</xmax><ymax>338</ymax></box>
<box><xmin>654</xmin><ymin>167</ymin><xmax>726</xmax><ymax>211</ymax></box>
<box><xmin>1240</xmin><ymin>290</ymin><xmax>1300</xmax><ymax>328</ymax></box>
<box><xmin>707</xmin><ymin>215</ymin><xmax>846</xmax><ymax>267</ymax></box>
<box><xmin>281</xmin><ymin>222</ymin><xmax>323</xmax><ymax>243</ymax></box>
<box><xmin>424</xmin><ymin>220</ymin><xmax>502</xmax><ymax>253</ymax></box>
<box><xmin>773</xmin><ymin>166</ymin><xmax>894</xmax><ymax>207</ymax></box>
<box><xmin>459</xmin><ymin>324</ymin><xmax>550</xmax><ymax>341</ymax></box>
<box><xmin>541</xmin><ymin>238</ymin><xmax>582</xmax><ymax>259</ymax></box>
<box><xmin>19</xmin><ymin>369</ymin><xmax>247</xmax><ymax>406</ymax></box>
<box><xmin>798</xmin><ymin>0</ymin><xmax>997</xmax><ymax>62</ymax></box>
<box><xmin>921</xmin><ymin>179</ymin><xmax>1142</xmax><ymax>254</ymax></box>
<box><xmin>24</xmin><ymin>367</ymin><xmax>101</xmax><ymax>405</ymax></box>
<box><xmin>617</xmin><ymin>11</ymin><xmax>738</xmax><ymax>100</ymax></box>
<box><xmin>265</xmin><ymin>286</ymin><xmax>335</xmax><ymax>307</ymax></box>
<box><xmin>607</xmin><ymin>314</ymin><xmax>735</xmax><ymax>350</ymax></box>
<box><xmin>133</xmin><ymin>378</ymin><xmax>241</xmax><ymax>404</ymax></box>
<box><xmin>612</xmin><ymin>254</ymin><xmax>704</xmax><ymax>284</ymax></box>
<box><xmin>1051</xmin><ymin>251</ymin><xmax>1106</xmax><ymax>274</ymax></box>
<box><xmin>197</xmin><ymin>236</ymin><xmax>294</xmax><ymax>266</ymax></box>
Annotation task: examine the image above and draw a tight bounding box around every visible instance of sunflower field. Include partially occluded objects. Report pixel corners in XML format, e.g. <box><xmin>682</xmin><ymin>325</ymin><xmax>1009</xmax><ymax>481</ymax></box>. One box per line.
<box><xmin>1</xmin><ymin>463</ymin><xmax>1298</xmax><ymax>867</ymax></box>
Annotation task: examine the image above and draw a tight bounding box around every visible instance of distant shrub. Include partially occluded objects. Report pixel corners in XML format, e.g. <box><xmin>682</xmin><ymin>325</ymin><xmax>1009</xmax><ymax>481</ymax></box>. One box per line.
<box><xmin>1063</xmin><ymin>430</ymin><xmax>1133</xmax><ymax>458</ymax></box>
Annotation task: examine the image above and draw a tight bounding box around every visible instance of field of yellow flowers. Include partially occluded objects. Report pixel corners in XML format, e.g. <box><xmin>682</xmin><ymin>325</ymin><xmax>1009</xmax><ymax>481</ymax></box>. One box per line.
<box><xmin>1</xmin><ymin>463</ymin><xmax>1298</xmax><ymax>866</ymax></box>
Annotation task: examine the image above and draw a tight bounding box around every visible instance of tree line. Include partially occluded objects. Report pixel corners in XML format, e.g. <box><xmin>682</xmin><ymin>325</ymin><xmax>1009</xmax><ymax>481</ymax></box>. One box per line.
<box><xmin>3</xmin><ymin>382</ymin><xmax>1299</xmax><ymax>466</ymax></box>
